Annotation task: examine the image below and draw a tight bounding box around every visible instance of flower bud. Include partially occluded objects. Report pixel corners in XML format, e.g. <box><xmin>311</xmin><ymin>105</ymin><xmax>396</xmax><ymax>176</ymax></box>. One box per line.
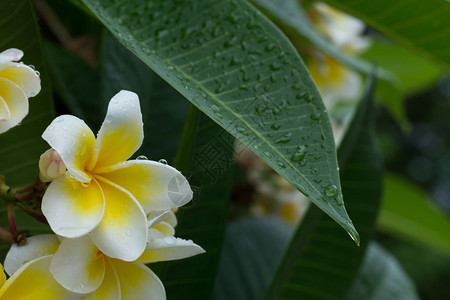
<box><xmin>39</xmin><ymin>149</ymin><xmax>66</xmax><ymax>182</ymax></box>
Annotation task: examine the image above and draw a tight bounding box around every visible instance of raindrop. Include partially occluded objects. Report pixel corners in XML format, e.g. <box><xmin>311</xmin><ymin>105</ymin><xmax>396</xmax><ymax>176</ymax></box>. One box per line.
<box><xmin>137</xmin><ymin>155</ymin><xmax>148</xmax><ymax>160</ymax></box>
<box><xmin>263</xmin><ymin>151</ymin><xmax>273</xmax><ymax>158</ymax></box>
<box><xmin>237</xmin><ymin>127</ymin><xmax>248</xmax><ymax>136</ymax></box>
<box><xmin>276</xmin><ymin>161</ymin><xmax>286</xmax><ymax>168</ymax></box>
<box><xmin>334</xmin><ymin>196</ymin><xmax>343</xmax><ymax>206</ymax></box>
<box><xmin>269</xmin><ymin>62</ymin><xmax>281</xmax><ymax>70</ymax></box>
<box><xmin>265</xmin><ymin>43</ymin><xmax>276</xmax><ymax>52</ymax></box>
<box><xmin>275</xmin><ymin>133</ymin><xmax>292</xmax><ymax>144</ymax></box>
<box><xmin>165</xmin><ymin>236</ymin><xmax>176</xmax><ymax>245</ymax></box>
<box><xmin>310</xmin><ymin>113</ymin><xmax>321</xmax><ymax>120</ymax></box>
<box><xmin>324</xmin><ymin>185</ymin><xmax>338</xmax><ymax>197</ymax></box>
<box><xmin>291</xmin><ymin>83</ymin><xmax>302</xmax><ymax>91</ymax></box>
<box><xmin>159</xmin><ymin>159</ymin><xmax>168</xmax><ymax>164</ymax></box>
<box><xmin>255</xmin><ymin>104</ymin><xmax>266</xmax><ymax>114</ymax></box>
<box><xmin>271</xmin><ymin>123</ymin><xmax>280</xmax><ymax>130</ymax></box>
<box><xmin>291</xmin><ymin>146</ymin><xmax>307</xmax><ymax>162</ymax></box>
<box><xmin>224</xmin><ymin>35</ymin><xmax>238</xmax><ymax>48</ymax></box>
<box><xmin>125</xmin><ymin>227</ymin><xmax>132</xmax><ymax>236</ymax></box>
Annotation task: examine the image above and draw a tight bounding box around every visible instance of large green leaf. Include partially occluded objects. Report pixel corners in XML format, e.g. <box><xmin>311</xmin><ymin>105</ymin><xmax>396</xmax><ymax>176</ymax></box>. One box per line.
<box><xmin>378</xmin><ymin>173</ymin><xmax>450</xmax><ymax>257</ymax></box>
<box><xmin>155</xmin><ymin>107</ymin><xmax>233</xmax><ymax>299</ymax></box>
<box><xmin>0</xmin><ymin>0</ymin><xmax>54</xmax><ymax>187</ymax></box>
<box><xmin>346</xmin><ymin>242</ymin><xmax>419</xmax><ymax>300</ymax></box>
<box><xmin>321</xmin><ymin>0</ymin><xmax>450</xmax><ymax>71</ymax></box>
<box><xmin>265</xmin><ymin>75</ymin><xmax>382</xmax><ymax>299</ymax></box>
<box><xmin>213</xmin><ymin>217</ymin><xmax>294</xmax><ymax>300</ymax></box>
<box><xmin>82</xmin><ymin>0</ymin><xmax>358</xmax><ymax>241</ymax></box>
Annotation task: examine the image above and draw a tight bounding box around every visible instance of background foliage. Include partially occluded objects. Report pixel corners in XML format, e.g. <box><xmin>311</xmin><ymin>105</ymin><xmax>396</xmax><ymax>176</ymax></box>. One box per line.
<box><xmin>0</xmin><ymin>0</ymin><xmax>449</xmax><ymax>299</ymax></box>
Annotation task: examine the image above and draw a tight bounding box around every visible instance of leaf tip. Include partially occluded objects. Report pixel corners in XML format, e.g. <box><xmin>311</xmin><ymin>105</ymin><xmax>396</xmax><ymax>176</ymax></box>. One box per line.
<box><xmin>347</xmin><ymin>225</ymin><xmax>360</xmax><ymax>246</ymax></box>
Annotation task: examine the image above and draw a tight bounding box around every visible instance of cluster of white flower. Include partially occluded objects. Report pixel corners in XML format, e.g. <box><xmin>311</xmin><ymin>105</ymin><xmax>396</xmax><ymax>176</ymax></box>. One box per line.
<box><xmin>0</xmin><ymin>49</ymin><xmax>203</xmax><ymax>299</ymax></box>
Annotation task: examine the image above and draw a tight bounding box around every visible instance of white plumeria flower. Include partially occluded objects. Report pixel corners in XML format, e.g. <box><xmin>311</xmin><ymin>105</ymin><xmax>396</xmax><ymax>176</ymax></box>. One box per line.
<box><xmin>308</xmin><ymin>54</ymin><xmax>361</xmax><ymax>104</ymax></box>
<box><xmin>3</xmin><ymin>224</ymin><xmax>204</xmax><ymax>297</ymax></box>
<box><xmin>307</xmin><ymin>2</ymin><xmax>371</xmax><ymax>106</ymax></box>
<box><xmin>0</xmin><ymin>48</ymin><xmax>41</xmax><ymax>134</ymax></box>
<box><xmin>312</xmin><ymin>2</ymin><xmax>371</xmax><ymax>51</ymax></box>
<box><xmin>0</xmin><ymin>235</ymin><xmax>79</xmax><ymax>300</ymax></box>
<box><xmin>41</xmin><ymin>90</ymin><xmax>193</xmax><ymax>262</ymax></box>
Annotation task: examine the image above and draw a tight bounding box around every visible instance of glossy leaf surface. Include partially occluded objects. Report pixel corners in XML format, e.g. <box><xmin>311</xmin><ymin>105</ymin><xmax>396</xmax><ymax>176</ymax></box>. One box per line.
<box><xmin>265</xmin><ymin>76</ymin><xmax>382</xmax><ymax>299</ymax></box>
<box><xmin>82</xmin><ymin>0</ymin><xmax>358</xmax><ymax>240</ymax></box>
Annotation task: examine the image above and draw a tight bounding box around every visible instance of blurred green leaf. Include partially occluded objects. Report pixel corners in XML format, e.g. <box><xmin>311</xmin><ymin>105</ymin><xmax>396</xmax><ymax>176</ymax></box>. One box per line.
<box><xmin>156</xmin><ymin>107</ymin><xmax>233</xmax><ymax>299</ymax></box>
<box><xmin>346</xmin><ymin>242</ymin><xmax>419</xmax><ymax>300</ymax></box>
<box><xmin>44</xmin><ymin>40</ymin><xmax>101</xmax><ymax>129</ymax></box>
<box><xmin>213</xmin><ymin>217</ymin><xmax>294</xmax><ymax>300</ymax></box>
<box><xmin>265</xmin><ymin>75</ymin><xmax>382</xmax><ymax>299</ymax></box>
<box><xmin>82</xmin><ymin>0</ymin><xmax>358</xmax><ymax>241</ymax></box>
<box><xmin>0</xmin><ymin>0</ymin><xmax>54</xmax><ymax>187</ymax></box>
<box><xmin>361</xmin><ymin>40</ymin><xmax>442</xmax><ymax>96</ymax></box>
<box><xmin>361</xmin><ymin>40</ymin><xmax>442</xmax><ymax>129</ymax></box>
<box><xmin>250</xmin><ymin>0</ymin><xmax>392</xmax><ymax>82</ymax></box>
<box><xmin>378</xmin><ymin>173</ymin><xmax>450</xmax><ymax>257</ymax></box>
<box><xmin>321</xmin><ymin>0</ymin><xmax>450</xmax><ymax>71</ymax></box>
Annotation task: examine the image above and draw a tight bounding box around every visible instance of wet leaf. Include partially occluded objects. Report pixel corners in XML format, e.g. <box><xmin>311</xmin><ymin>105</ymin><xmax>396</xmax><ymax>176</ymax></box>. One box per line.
<box><xmin>82</xmin><ymin>0</ymin><xmax>358</xmax><ymax>241</ymax></box>
<box><xmin>265</xmin><ymin>75</ymin><xmax>382</xmax><ymax>299</ymax></box>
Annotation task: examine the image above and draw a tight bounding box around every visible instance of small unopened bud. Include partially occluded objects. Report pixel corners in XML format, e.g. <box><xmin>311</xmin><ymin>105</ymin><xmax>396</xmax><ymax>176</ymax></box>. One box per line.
<box><xmin>39</xmin><ymin>149</ymin><xmax>66</xmax><ymax>182</ymax></box>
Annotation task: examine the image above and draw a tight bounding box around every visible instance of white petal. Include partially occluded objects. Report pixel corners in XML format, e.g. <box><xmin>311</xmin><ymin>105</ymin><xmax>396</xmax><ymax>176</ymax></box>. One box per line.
<box><xmin>138</xmin><ymin>237</ymin><xmax>205</xmax><ymax>263</ymax></box>
<box><xmin>165</xmin><ymin>210</ymin><xmax>178</xmax><ymax>228</ymax></box>
<box><xmin>152</xmin><ymin>222</ymin><xmax>175</xmax><ymax>238</ymax></box>
<box><xmin>0</xmin><ymin>256</ymin><xmax>81</xmax><ymax>300</ymax></box>
<box><xmin>42</xmin><ymin>115</ymin><xmax>95</xmax><ymax>183</ymax></box>
<box><xmin>4</xmin><ymin>234</ymin><xmax>60</xmax><ymax>276</ymax></box>
<box><xmin>0</xmin><ymin>78</ymin><xmax>28</xmax><ymax>134</ymax></box>
<box><xmin>112</xmin><ymin>260</ymin><xmax>165</xmax><ymax>299</ymax></box>
<box><xmin>87</xmin><ymin>90</ymin><xmax>143</xmax><ymax>170</ymax></box>
<box><xmin>96</xmin><ymin>160</ymin><xmax>193</xmax><ymax>213</ymax></box>
<box><xmin>147</xmin><ymin>210</ymin><xmax>171</xmax><ymax>228</ymax></box>
<box><xmin>0</xmin><ymin>96</ymin><xmax>11</xmax><ymax>121</ymax></box>
<box><xmin>89</xmin><ymin>177</ymin><xmax>147</xmax><ymax>261</ymax></box>
<box><xmin>0</xmin><ymin>48</ymin><xmax>23</xmax><ymax>64</ymax></box>
<box><xmin>81</xmin><ymin>259</ymin><xmax>120</xmax><ymax>300</ymax></box>
<box><xmin>50</xmin><ymin>235</ymin><xmax>105</xmax><ymax>294</ymax></box>
<box><xmin>41</xmin><ymin>175</ymin><xmax>105</xmax><ymax>238</ymax></box>
<box><xmin>0</xmin><ymin>62</ymin><xmax>40</xmax><ymax>97</ymax></box>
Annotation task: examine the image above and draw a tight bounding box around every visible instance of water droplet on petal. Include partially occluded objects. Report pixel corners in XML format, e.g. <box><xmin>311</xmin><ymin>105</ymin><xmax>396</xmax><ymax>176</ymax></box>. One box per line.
<box><xmin>158</xmin><ymin>159</ymin><xmax>168</xmax><ymax>164</ymax></box>
<box><xmin>165</xmin><ymin>236</ymin><xmax>176</xmax><ymax>245</ymax></box>
<box><xmin>137</xmin><ymin>155</ymin><xmax>148</xmax><ymax>160</ymax></box>
<box><xmin>125</xmin><ymin>227</ymin><xmax>132</xmax><ymax>236</ymax></box>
